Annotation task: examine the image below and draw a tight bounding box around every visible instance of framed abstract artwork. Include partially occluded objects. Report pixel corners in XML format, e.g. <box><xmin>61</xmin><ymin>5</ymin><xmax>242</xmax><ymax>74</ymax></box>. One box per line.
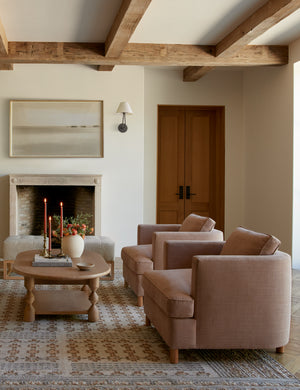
<box><xmin>9</xmin><ymin>100</ymin><xmax>103</xmax><ymax>158</ymax></box>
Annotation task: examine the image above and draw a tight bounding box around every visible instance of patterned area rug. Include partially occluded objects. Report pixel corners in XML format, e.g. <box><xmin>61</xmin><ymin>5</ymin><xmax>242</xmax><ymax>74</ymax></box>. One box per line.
<box><xmin>0</xmin><ymin>259</ymin><xmax>299</xmax><ymax>390</ymax></box>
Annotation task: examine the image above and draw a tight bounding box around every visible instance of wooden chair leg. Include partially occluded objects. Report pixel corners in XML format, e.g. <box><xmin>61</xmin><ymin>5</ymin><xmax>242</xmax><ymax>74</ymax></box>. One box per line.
<box><xmin>276</xmin><ymin>346</ymin><xmax>284</xmax><ymax>354</ymax></box>
<box><xmin>137</xmin><ymin>296</ymin><xmax>143</xmax><ymax>307</ymax></box>
<box><xmin>145</xmin><ymin>316</ymin><xmax>151</xmax><ymax>326</ymax></box>
<box><xmin>124</xmin><ymin>280</ymin><xmax>128</xmax><ymax>288</ymax></box>
<box><xmin>3</xmin><ymin>260</ymin><xmax>23</xmax><ymax>280</ymax></box>
<box><xmin>109</xmin><ymin>261</ymin><xmax>114</xmax><ymax>280</ymax></box>
<box><xmin>170</xmin><ymin>349</ymin><xmax>179</xmax><ymax>364</ymax></box>
<box><xmin>100</xmin><ymin>261</ymin><xmax>115</xmax><ymax>281</ymax></box>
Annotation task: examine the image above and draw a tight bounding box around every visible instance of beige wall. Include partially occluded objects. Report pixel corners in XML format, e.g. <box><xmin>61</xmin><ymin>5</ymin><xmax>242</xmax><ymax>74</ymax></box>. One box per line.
<box><xmin>0</xmin><ymin>42</ymin><xmax>299</xmax><ymax>262</ymax></box>
<box><xmin>143</xmin><ymin>68</ymin><xmax>245</xmax><ymax>238</ymax></box>
<box><xmin>0</xmin><ymin>64</ymin><xmax>145</xmax><ymax>256</ymax></box>
<box><xmin>144</xmin><ymin>39</ymin><xmax>300</xmax><ymax>264</ymax></box>
<box><xmin>293</xmin><ymin>44</ymin><xmax>300</xmax><ymax>269</ymax></box>
<box><xmin>243</xmin><ymin>37</ymin><xmax>300</xmax><ymax>260</ymax></box>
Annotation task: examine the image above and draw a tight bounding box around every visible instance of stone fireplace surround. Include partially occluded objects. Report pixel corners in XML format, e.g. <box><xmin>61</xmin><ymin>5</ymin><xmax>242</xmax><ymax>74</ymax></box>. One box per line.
<box><xmin>9</xmin><ymin>174</ymin><xmax>102</xmax><ymax>236</ymax></box>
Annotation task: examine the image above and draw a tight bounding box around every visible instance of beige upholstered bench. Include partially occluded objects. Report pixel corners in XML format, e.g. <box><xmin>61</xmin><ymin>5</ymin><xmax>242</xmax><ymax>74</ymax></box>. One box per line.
<box><xmin>2</xmin><ymin>235</ymin><xmax>115</xmax><ymax>280</ymax></box>
<box><xmin>3</xmin><ymin>235</ymin><xmax>44</xmax><ymax>279</ymax></box>
<box><xmin>85</xmin><ymin>236</ymin><xmax>115</xmax><ymax>280</ymax></box>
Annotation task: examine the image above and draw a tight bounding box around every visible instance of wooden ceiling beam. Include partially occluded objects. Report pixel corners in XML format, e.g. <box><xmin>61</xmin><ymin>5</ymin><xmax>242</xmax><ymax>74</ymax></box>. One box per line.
<box><xmin>105</xmin><ymin>0</ymin><xmax>151</xmax><ymax>57</ymax></box>
<box><xmin>217</xmin><ymin>0</ymin><xmax>300</xmax><ymax>58</ymax></box>
<box><xmin>0</xmin><ymin>17</ymin><xmax>8</xmax><ymax>54</ymax></box>
<box><xmin>97</xmin><ymin>0</ymin><xmax>151</xmax><ymax>71</ymax></box>
<box><xmin>0</xmin><ymin>42</ymin><xmax>285</xmax><ymax>66</ymax></box>
<box><xmin>183</xmin><ymin>66</ymin><xmax>215</xmax><ymax>81</ymax></box>
<box><xmin>0</xmin><ymin>42</ymin><xmax>288</xmax><ymax>66</ymax></box>
<box><xmin>98</xmin><ymin>65</ymin><xmax>115</xmax><ymax>71</ymax></box>
<box><xmin>184</xmin><ymin>0</ymin><xmax>300</xmax><ymax>81</ymax></box>
<box><xmin>0</xmin><ymin>17</ymin><xmax>13</xmax><ymax>70</ymax></box>
<box><xmin>0</xmin><ymin>63</ymin><xmax>13</xmax><ymax>70</ymax></box>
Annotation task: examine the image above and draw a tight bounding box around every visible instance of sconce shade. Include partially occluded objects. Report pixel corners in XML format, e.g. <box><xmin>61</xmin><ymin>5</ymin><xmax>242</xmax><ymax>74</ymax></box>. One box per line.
<box><xmin>116</xmin><ymin>102</ymin><xmax>133</xmax><ymax>114</ymax></box>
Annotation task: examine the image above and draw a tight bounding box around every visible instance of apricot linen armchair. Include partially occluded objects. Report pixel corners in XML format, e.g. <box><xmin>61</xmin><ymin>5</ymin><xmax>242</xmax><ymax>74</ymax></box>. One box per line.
<box><xmin>121</xmin><ymin>214</ymin><xmax>223</xmax><ymax>306</ymax></box>
<box><xmin>142</xmin><ymin>227</ymin><xmax>291</xmax><ymax>363</ymax></box>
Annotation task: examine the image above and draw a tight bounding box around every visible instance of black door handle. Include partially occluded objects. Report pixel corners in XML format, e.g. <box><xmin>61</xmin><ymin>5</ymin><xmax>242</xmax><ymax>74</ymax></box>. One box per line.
<box><xmin>176</xmin><ymin>185</ymin><xmax>184</xmax><ymax>199</ymax></box>
<box><xmin>186</xmin><ymin>186</ymin><xmax>196</xmax><ymax>199</ymax></box>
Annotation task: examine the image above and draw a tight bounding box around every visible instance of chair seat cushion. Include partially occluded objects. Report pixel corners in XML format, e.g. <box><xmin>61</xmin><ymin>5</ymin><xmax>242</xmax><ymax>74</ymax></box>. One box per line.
<box><xmin>143</xmin><ymin>269</ymin><xmax>194</xmax><ymax>318</ymax></box>
<box><xmin>121</xmin><ymin>244</ymin><xmax>153</xmax><ymax>274</ymax></box>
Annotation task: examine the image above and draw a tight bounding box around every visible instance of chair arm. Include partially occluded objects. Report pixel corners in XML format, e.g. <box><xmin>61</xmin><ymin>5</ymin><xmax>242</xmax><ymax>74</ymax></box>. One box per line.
<box><xmin>164</xmin><ymin>240</ymin><xmax>225</xmax><ymax>269</ymax></box>
<box><xmin>137</xmin><ymin>224</ymin><xmax>181</xmax><ymax>245</ymax></box>
<box><xmin>152</xmin><ymin>229</ymin><xmax>224</xmax><ymax>269</ymax></box>
<box><xmin>191</xmin><ymin>251</ymin><xmax>291</xmax><ymax>348</ymax></box>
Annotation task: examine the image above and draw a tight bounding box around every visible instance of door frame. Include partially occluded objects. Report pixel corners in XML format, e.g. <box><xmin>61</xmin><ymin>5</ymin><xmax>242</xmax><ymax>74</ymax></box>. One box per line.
<box><xmin>156</xmin><ymin>105</ymin><xmax>225</xmax><ymax>230</ymax></box>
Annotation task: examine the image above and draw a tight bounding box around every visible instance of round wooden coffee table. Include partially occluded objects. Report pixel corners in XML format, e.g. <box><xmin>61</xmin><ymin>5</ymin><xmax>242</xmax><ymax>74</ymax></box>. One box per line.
<box><xmin>13</xmin><ymin>250</ymin><xmax>110</xmax><ymax>322</ymax></box>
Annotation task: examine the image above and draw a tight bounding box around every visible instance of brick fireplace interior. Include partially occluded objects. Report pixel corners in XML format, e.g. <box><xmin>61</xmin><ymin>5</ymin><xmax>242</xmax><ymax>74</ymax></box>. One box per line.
<box><xmin>9</xmin><ymin>174</ymin><xmax>102</xmax><ymax>237</ymax></box>
<box><xmin>17</xmin><ymin>185</ymin><xmax>95</xmax><ymax>235</ymax></box>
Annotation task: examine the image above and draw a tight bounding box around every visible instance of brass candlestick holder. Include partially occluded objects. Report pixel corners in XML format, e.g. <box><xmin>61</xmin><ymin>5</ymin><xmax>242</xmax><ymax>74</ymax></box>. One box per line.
<box><xmin>43</xmin><ymin>234</ymin><xmax>54</xmax><ymax>258</ymax></box>
<box><xmin>40</xmin><ymin>233</ymin><xmax>49</xmax><ymax>257</ymax></box>
<box><xmin>57</xmin><ymin>236</ymin><xmax>65</xmax><ymax>257</ymax></box>
<box><xmin>45</xmin><ymin>249</ymin><xmax>54</xmax><ymax>258</ymax></box>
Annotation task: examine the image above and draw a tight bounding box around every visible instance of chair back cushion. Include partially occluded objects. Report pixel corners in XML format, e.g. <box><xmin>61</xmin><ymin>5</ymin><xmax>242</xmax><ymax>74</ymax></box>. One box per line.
<box><xmin>220</xmin><ymin>226</ymin><xmax>281</xmax><ymax>255</ymax></box>
<box><xmin>179</xmin><ymin>214</ymin><xmax>215</xmax><ymax>232</ymax></box>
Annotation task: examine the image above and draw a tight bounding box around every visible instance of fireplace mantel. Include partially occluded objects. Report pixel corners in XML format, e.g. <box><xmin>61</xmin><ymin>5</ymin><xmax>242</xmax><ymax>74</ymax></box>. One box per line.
<box><xmin>9</xmin><ymin>174</ymin><xmax>102</xmax><ymax>236</ymax></box>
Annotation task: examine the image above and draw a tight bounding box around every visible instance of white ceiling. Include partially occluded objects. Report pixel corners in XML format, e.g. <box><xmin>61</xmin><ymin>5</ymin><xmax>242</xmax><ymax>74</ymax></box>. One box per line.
<box><xmin>131</xmin><ymin>0</ymin><xmax>269</xmax><ymax>44</ymax></box>
<box><xmin>0</xmin><ymin>0</ymin><xmax>300</xmax><ymax>46</ymax></box>
<box><xmin>0</xmin><ymin>0</ymin><xmax>123</xmax><ymax>42</ymax></box>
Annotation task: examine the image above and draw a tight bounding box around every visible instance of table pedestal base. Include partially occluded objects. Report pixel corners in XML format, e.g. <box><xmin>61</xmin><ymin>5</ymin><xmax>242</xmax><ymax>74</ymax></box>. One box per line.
<box><xmin>24</xmin><ymin>277</ymin><xmax>99</xmax><ymax>322</ymax></box>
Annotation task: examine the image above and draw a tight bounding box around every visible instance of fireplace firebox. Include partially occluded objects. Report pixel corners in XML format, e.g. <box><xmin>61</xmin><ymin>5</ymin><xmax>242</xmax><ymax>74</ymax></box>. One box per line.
<box><xmin>9</xmin><ymin>174</ymin><xmax>101</xmax><ymax>236</ymax></box>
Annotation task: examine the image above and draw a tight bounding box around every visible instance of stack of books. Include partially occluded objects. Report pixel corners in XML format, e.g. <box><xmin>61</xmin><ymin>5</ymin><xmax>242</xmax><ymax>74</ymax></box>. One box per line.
<box><xmin>32</xmin><ymin>254</ymin><xmax>73</xmax><ymax>267</ymax></box>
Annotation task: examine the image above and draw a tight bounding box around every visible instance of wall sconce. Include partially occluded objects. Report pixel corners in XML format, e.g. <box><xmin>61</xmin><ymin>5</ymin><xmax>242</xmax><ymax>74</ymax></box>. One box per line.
<box><xmin>116</xmin><ymin>102</ymin><xmax>133</xmax><ymax>133</ymax></box>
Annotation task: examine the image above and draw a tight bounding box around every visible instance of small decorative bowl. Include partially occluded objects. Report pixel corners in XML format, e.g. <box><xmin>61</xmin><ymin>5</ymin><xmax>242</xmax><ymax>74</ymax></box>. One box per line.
<box><xmin>77</xmin><ymin>263</ymin><xmax>95</xmax><ymax>271</ymax></box>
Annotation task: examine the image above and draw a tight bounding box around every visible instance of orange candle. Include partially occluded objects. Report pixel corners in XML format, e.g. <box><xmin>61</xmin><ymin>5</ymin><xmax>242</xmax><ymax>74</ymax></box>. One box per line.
<box><xmin>49</xmin><ymin>216</ymin><xmax>52</xmax><ymax>252</ymax></box>
<box><xmin>44</xmin><ymin>198</ymin><xmax>47</xmax><ymax>235</ymax></box>
<box><xmin>60</xmin><ymin>202</ymin><xmax>63</xmax><ymax>238</ymax></box>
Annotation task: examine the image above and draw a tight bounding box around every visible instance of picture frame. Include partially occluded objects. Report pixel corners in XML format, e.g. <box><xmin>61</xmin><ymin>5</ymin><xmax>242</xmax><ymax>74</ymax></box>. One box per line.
<box><xmin>9</xmin><ymin>100</ymin><xmax>103</xmax><ymax>158</ymax></box>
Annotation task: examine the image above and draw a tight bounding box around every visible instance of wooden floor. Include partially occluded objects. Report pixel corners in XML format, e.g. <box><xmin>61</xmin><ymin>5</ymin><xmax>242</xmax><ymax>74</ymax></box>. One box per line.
<box><xmin>266</xmin><ymin>269</ymin><xmax>300</xmax><ymax>379</ymax></box>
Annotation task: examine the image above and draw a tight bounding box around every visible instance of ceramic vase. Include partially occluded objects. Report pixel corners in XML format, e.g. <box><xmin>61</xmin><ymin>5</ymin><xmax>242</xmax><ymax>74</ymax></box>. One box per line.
<box><xmin>62</xmin><ymin>234</ymin><xmax>84</xmax><ymax>258</ymax></box>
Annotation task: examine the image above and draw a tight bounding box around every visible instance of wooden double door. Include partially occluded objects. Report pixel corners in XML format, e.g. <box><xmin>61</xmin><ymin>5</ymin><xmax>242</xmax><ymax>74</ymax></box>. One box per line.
<box><xmin>157</xmin><ymin>105</ymin><xmax>225</xmax><ymax>230</ymax></box>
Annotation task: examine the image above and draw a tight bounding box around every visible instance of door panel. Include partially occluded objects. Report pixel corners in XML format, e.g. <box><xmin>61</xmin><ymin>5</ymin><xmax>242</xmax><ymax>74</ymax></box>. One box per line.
<box><xmin>157</xmin><ymin>109</ymin><xmax>185</xmax><ymax>223</ymax></box>
<box><xmin>157</xmin><ymin>106</ymin><xmax>224</xmax><ymax>230</ymax></box>
<box><xmin>185</xmin><ymin>110</ymin><xmax>211</xmax><ymax>217</ymax></box>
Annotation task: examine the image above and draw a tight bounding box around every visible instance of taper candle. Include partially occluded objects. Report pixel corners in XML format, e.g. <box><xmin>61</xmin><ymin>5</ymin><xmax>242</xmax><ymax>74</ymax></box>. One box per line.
<box><xmin>44</xmin><ymin>198</ymin><xmax>47</xmax><ymax>235</ymax></box>
<box><xmin>60</xmin><ymin>202</ymin><xmax>63</xmax><ymax>238</ymax></box>
<box><xmin>48</xmin><ymin>216</ymin><xmax>52</xmax><ymax>252</ymax></box>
